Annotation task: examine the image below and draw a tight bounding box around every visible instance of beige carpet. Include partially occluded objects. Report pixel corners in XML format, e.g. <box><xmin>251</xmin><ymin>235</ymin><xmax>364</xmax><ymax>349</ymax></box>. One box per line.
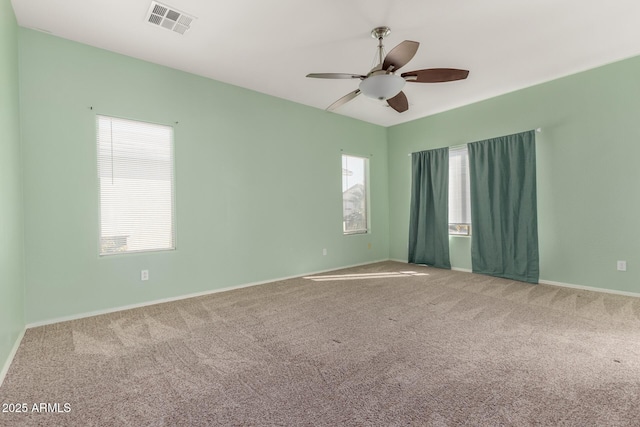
<box><xmin>2</xmin><ymin>261</ymin><xmax>640</xmax><ymax>426</ymax></box>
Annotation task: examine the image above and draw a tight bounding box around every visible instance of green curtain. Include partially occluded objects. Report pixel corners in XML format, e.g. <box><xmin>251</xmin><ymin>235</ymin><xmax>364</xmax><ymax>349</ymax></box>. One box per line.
<box><xmin>408</xmin><ymin>148</ymin><xmax>451</xmax><ymax>269</ymax></box>
<box><xmin>467</xmin><ymin>130</ymin><xmax>539</xmax><ymax>283</ymax></box>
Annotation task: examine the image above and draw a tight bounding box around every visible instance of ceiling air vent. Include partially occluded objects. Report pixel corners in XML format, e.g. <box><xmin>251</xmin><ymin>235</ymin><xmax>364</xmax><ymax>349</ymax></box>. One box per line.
<box><xmin>146</xmin><ymin>1</ymin><xmax>195</xmax><ymax>35</ymax></box>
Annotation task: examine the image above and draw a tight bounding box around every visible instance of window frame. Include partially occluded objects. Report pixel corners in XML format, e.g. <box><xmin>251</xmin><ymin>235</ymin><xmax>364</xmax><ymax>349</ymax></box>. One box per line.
<box><xmin>96</xmin><ymin>114</ymin><xmax>177</xmax><ymax>256</ymax></box>
<box><xmin>341</xmin><ymin>153</ymin><xmax>370</xmax><ymax>235</ymax></box>
<box><xmin>448</xmin><ymin>145</ymin><xmax>472</xmax><ymax>237</ymax></box>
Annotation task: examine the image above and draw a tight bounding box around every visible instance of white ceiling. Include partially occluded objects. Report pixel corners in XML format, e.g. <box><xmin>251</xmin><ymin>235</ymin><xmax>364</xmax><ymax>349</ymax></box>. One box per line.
<box><xmin>11</xmin><ymin>0</ymin><xmax>640</xmax><ymax>127</ymax></box>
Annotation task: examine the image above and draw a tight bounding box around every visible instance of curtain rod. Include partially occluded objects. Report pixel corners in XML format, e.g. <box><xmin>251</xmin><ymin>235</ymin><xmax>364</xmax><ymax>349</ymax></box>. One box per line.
<box><xmin>407</xmin><ymin>128</ymin><xmax>542</xmax><ymax>156</ymax></box>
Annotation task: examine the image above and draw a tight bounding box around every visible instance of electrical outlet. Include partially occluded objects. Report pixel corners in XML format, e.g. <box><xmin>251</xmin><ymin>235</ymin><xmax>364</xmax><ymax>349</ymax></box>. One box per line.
<box><xmin>617</xmin><ymin>261</ymin><xmax>627</xmax><ymax>272</ymax></box>
<box><xmin>322</xmin><ymin>248</ymin><xmax>327</xmax><ymax>256</ymax></box>
<box><xmin>141</xmin><ymin>270</ymin><xmax>149</xmax><ymax>281</ymax></box>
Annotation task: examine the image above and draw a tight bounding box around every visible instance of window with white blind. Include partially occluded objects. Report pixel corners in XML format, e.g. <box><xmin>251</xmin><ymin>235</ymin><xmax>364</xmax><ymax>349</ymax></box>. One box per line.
<box><xmin>448</xmin><ymin>146</ymin><xmax>471</xmax><ymax>236</ymax></box>
<box><xmin>342</xmin><ymin>154</ymin><xmax>369</xmax><ymax>234</ymax></box>
<box><xmin>97</xmin><ymin>115</ymin><xmax>176</xmax><ymax>255</ymax></box>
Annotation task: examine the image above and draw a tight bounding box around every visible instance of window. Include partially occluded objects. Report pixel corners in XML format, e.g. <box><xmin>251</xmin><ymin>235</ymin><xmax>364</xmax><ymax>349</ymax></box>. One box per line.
<box><xmin>97</xmin><ymin>115</ymin><xmax>176</xmax><ymax>255</ymax></box>
<box><xmin>342</xmin><ymin>154</ymin><xmax>369</xmax><ymax>234</ymax></box>
<box><xmin>448</xmin><ymin>146</ymin><xmax>471</xmax><ymax>235</ymax></box>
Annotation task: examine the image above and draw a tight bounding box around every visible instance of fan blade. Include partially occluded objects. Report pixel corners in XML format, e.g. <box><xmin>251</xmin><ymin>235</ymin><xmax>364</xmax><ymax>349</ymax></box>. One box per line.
<box><xmin>382</xmin><ymin>41</ymin><xmax>419</xmax><ymax>72</ymax></box>
<box><xmin>306</xmin><ymin>73</ymin><xmax>365</xmax><ymax>79</ymax></box>
<box><xmin>402</xmin><ymin>68</ymin><xmax>469</xmax><ymax>83</ymax></box>
<box><xmin>387</xmin><ymin>91</ymin><xmax>408</xmax><ymax>113</ymax></box>
<box><xmin>327</xmin><ymin>89</ymin><xmax>361</xmax><ymax>111</ymax></box>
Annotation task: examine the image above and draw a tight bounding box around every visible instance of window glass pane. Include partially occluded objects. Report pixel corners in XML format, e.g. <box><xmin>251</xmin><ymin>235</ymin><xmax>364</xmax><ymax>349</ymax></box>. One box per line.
<box><xmin>342</xmin><ymin>155</ymin><xmax>368</xmax><ymax>234</ymax></box>
<box><xmin>449</xmin><ymin>146</ymin><xmax>471</xmax><ymax>235</ymax></box>
<box><xmin>97</xmin><ymin>115</ymin><xmax>176</xmax><ymax>255</ymax></box>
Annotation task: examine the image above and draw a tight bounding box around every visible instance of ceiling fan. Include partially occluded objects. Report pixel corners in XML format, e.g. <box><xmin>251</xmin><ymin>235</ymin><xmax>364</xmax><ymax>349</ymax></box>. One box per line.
<box><xmin>306</xmin><ymin>26</ymin><xmax>469</xmax><ymax>113</ymax></box>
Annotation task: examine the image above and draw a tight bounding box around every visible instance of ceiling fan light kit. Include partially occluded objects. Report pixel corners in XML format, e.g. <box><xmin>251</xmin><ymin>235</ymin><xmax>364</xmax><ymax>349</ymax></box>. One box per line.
<box><xmin>359</xmin><ymin>73</ymin><xmax>405</xmax><ymax>100</ymax></box>
<box><xmin>306</xmin><ymin>26</ymin><xmax>469</xmax><ymax>114</ymax></box>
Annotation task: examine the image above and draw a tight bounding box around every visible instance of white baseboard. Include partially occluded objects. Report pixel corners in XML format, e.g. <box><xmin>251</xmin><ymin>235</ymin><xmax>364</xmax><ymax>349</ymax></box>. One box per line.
<box><xmin>26</xmin><ymin>258</ymin><xmax>391</xmax><ymax>329</ymax></box>
<box><xmin>21</xmin><ymin>259</ymin><xmax>640</xmax><ymax>352</ymax></box>
<box><xmin>539</xmin><ymin>279</ymin><xmax>640</xmax><ymax>298</ymax></box>
<box><xmin>0</xmin><ymin>328</ymin><xmax>26</xmax><ymax>387</ymax></box>
<box><xmin>389</xmin><ymin>259</ymin><xmax>473</xmax><ymax>274</ymax></box>
<box><xmin>391</xmin><ymin>259</ymin><xmax>640</xmax><ymax>298</ymax></box>
<box><xmin>451</xmin><ymin>267</ymin><xmax>473</xmax><ymax>273</ymax></box>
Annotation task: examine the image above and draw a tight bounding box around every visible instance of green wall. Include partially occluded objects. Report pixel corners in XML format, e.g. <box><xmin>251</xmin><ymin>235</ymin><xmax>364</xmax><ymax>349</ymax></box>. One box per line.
<box><xmin>0</xmin><ymin>0</ymin><xmax>25</xmax><ymax>372</ymax></box>
<box><xmin>19</xmin><ymin>29</ymin><xmax>389</xmax><ymax>324</ymax></box>
<box><xmin>388</xmin><ymin>56</ymin><xmax>640</xmax><ymax>293</ymax></box>
<box><xmin>11</xmin><ymin>23</ymin><xmax>640</xmax><ymax>328</ymax></box>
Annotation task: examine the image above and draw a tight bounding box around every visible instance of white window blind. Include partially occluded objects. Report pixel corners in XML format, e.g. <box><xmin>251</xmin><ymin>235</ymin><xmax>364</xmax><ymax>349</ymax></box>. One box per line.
<box><xmin>448</xmin><ymin>145</ymin><xmax>471</xmax><ymax>235</ymax></box>
<box><xmin>97</xmin><ymin>115</ymin><xmax>176</xmax><ymax>255</ymax></box>
<box><xmin>342</xmin><ymin>154</ymin><xmax>369</xmax><ymax>234</ymax></box>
